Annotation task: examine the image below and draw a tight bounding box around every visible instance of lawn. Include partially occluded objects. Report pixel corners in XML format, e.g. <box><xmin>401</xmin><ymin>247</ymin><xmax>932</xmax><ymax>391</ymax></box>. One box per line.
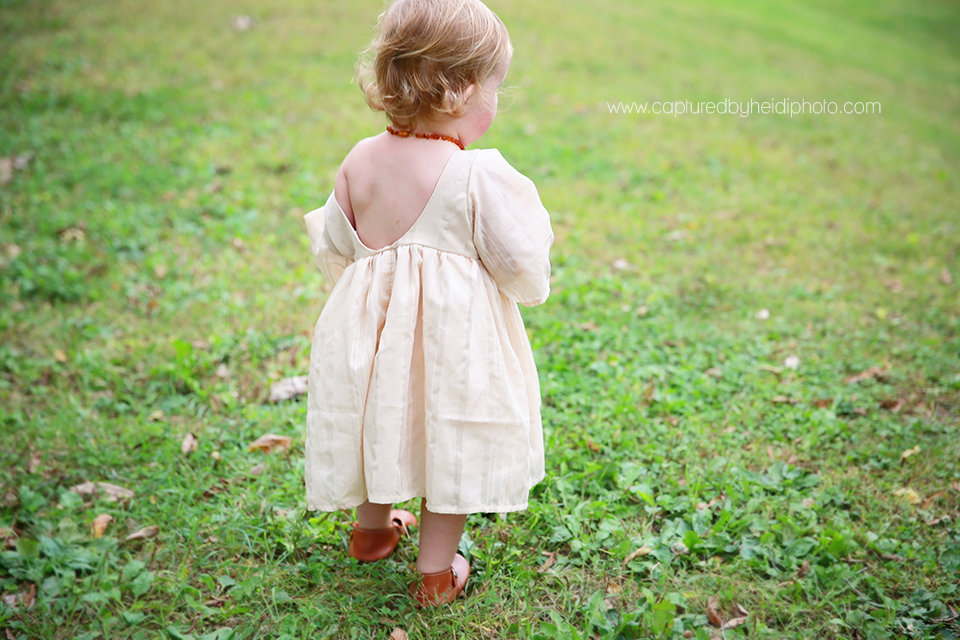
<box><xmin>1</xmin><ymin>0</ymin><xmax>959</xmax><ymax>638</ymax></box>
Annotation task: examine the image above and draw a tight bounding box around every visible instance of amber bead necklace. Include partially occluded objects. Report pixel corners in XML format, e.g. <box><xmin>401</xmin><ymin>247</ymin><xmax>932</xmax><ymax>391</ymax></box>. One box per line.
<box><xmin>387</xmin><ymin>125</ymin><xmax>465</xmax><ymax>151</ymax></box>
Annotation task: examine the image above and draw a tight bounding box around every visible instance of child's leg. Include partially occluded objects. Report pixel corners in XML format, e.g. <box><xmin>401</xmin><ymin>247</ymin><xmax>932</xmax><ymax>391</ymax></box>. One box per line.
<box><xmin>356</xmin><ymin>500</ymin><xmax>392</xmax><ymax>529</ymax></box>
<box><xmin>415</xmin><ymin>497</ymin><xmax>467</xmax><ymax>573</ymax></box>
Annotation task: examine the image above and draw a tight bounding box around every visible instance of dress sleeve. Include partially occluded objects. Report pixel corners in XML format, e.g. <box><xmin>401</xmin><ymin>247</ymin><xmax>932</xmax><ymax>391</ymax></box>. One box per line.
<box><xmin>303</xmin><ymin>193</ymin><xmax>354</xmax><ymax>286</ymax></box>
<box><xmin>469</xmin><ymin>150</ymin><xmax>554</xmax><ymax>306</ymax></box>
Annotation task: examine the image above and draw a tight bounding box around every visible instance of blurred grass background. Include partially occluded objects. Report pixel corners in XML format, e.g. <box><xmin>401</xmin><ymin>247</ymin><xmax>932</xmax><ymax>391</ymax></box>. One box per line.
<box><xmin>1</xmin><ymin>0</ymin><xmax>958</xmax><ymax>638</ymax></box>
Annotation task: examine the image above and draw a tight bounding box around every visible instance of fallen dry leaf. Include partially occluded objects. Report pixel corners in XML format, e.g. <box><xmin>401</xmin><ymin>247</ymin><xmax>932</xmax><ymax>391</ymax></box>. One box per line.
<box><xmin>215</xmin><ymin>363</ymin><xmax>229</xmax><ymax>378</ymax></box>
<box><xmin>797</xmin><ymin>559</ymin><xmax>810</xmax><ymax>578</ymax></box>
<box><xmin>248</xmin><ymin>434</ymin><xmax>291</xmax><ymax>453</ymax></box>
<box><xmin>705</xmin><ymin>367</ymin><xmax>722</xmax><ymax>379</ymax></box>
<box><xmin>880</xmin><ymin>398</ymin><xmax>904</xmax><ymax>412</ymax></box>
<box><xmin>706</xmin><ymin>596</ymin><xmax>723</xmax><ymax>627</ymax></box>
<box><xmin>180</xmin><ymin>433</ymin><xmax>198</xmax><ymax>456</ymax></box>
<box><xmin>388</xmin><ymin>629</ymin><xmax>409</xmax><ymax>640</ymax></box>
<box><xmin>635</xmin><ymin>305</ymin><xmax>649</xmax><ymax>316</ymax></box>
<box><xmin>123</xmin><ymin>525</ymin><xmax>160</xmax><ymax>543</ymax></box>
<box><xmin>268</xmin><ymin>376</ymin><xmax>308</xmax><ymax>403</ymax></box>
<box><xmin>53</xmin><ymin>349</ymin><xmax>68</xmax><ymax>363</ymax></box>
<box><xmin>12</xmin><ymin>153</ymin><xmax>32</xmax><ymax>170</ymax></box>
<box><xmin>578</xmin><ymin>321</ymin><xmax>599</xmax><ymax>331</ymax></box>
<box><xmin>232</xmin><ymin>15</ymin><xmax>254</xmax><ymax>30</ymax></box>
<box><xmin>941</xmin><ymin>268</ymin><xmax>953</xmax><ymax>286</ymax></box>
<box><xmin>723</xmin><ymin>615</ymin><xmax>749</xmax><ymax>630</ymax></box>
<box><xmin>27</xmin><ymin>452</ymin><xmax>41</xmax><ymax>474</ymax></box>
<box><xmin>706</xmin><ymin>597</ymin><xmax>749</xmax><ymax>630</ymax></box>
<box><xmin>2</xmin><ymin>490</ymin><xmax>18</xmax><ymax>509</ymax></box>
<box><xmin>642</xmin><ymin>382</ymin><xmax>656</xmax><ymax>405</ymax></box>
<box><xmin>871</xmin><ymin>549</ymin><xmax>906</xmax><ymax>562</ymax></box>
<box><xmin>148</xmin><ymin>409</ymin><xmax>166</xmax><ymax>422</ymax></box>
<box><xmin>538</xmin><ymin>550</ymin><xmax>558</xmax><ymax>573</ymax></box>
<box><xmin>0</xmin><ymin>157</ymin><xmax>13</xmax><ymax>185</ymax></box>
<box><xmin>606</xmin><ymin>581</ymin><xmax>622</xmax><ymax>594</ymax></box>
<box><xmin>813</xmin><ymin>398</ymin><xmax>831</xmax><ymax>409</ymax></box>
<box><xmin>70</xmin><ymin>481</ymin><xmax>135</xmax><ymax>502</ymax></box>
<box><xmin>4</xmin><ymin>243</ymin><xmax>21</xmax><ymax>260</ymax></box>
<box><xmin>772</xmin><ymin>395</ymin><xmax>801</xmax><ymax>404</ymax></box>
<box><xmin>92</xmin><ymin>514</ymin><xmax>114</xmax><ymax>538</ymax></box>
<box><xmin>58</xmin><ymin>226</ymin><xmax>85</xmax><ymax>244</ymax></box>
<box><xmin>2</xmin><ymin>583</ymin><xmax>36</xmax><ymax>611</ymax></box>
<box><xmin>900</xmin><ymin>445</ymin><xmax>921</xmax><ymax>463</ymax></box>
<box><xmin>249</xmin><ymin>463</ymin><xmax>266</xmax><ymax>477</ymax></box>
<box><xmin>893</xmin><ymin>487</ymin><xmax>921</xmax><ymax>505</ymax></box>
<box><xmin>758</xmin><ymin>364</ymin><xmax>783</xmax><ymax>378</ymax></box>
<box><xmin>845</xmin><ymin>366</ymin><xmax>888</xmax><ymax>385</ymax></box>
<box><xmin>203</xmin><ymin>478</ymin><xmax>233</xmax><ymax>498</ymax></box>
<box><xmin>623</xmin><ymin>545</ymin><xmax>654</xmax><ymax>565</ymax></box>
<box><xmin>884</xmin><ymin>279</ymin><xmax>903</xmax><ymax>293</ymax></box>
<box><xmin>921</xmin><ymin>491</ymin><xmax>946</xmax><ymax>510</ymax></box>
<box><xmin>204</xmin><ymin>597</ymin><xmax>228</xmax><ymax>608</ymax></box>
<box><xmin>930</xmin><ymin>605</ymin><xmax>959</xmax><ymax>625</ymax></box>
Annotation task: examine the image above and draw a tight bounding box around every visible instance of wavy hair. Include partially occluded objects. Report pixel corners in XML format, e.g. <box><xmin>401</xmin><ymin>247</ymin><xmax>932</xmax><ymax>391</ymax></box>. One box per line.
<box><xmin>357</xmin><ymin>0</ymin><xmax>513</xmax><ymax>130</ymax></box>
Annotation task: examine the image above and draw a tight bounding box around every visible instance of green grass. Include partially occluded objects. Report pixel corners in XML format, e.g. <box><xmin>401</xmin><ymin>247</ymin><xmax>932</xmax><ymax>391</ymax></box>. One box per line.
<box><xmin>1</xmin><ymin>0</ymin><xmax>958</xmax><ymax>638</ymax></box>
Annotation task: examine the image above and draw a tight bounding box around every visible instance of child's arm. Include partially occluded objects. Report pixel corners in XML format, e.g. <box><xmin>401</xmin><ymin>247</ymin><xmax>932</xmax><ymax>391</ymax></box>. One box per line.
<box><xmin>303</xmin><ymin>192</ymin><xmax>354</xmax><ymax>287</ymax></box>
<box><xmin>469</xmin><ymin>150</ymin><xmax>554</xmax><ymax>306</ymax></box>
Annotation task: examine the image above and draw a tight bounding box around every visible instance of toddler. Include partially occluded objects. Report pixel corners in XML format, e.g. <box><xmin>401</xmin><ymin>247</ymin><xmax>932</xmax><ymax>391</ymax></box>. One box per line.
<box><xmin>303</xmin><ymin>0</ymin><xmax>553</xmax><ymax>607</ymax></box>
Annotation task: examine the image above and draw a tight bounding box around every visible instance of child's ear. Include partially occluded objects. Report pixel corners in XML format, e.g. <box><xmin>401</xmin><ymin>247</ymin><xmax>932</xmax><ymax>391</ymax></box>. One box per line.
<box><xmin>462</xmin><ymin>83</ymin><xmax>476</xmax><ymax>103</ymax></box>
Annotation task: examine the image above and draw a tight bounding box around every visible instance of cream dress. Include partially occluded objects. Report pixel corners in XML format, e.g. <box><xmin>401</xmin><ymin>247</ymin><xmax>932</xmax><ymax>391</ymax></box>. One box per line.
<box><xmin>303</xmin><ymin>148</ymin><xmax>553</xmax><ymax>515</ymax></box>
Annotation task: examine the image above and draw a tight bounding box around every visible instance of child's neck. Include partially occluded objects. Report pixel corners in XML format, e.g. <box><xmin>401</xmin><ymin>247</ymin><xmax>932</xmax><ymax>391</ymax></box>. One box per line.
<box><xmin>408</xmin><ymin>120</ymin><xmax>460</xmax><ymax>139</ymax></box>
<box><xmin>403</xmin><ymin>116</ymin><xmax>482</xmax><ymax>148</ymax></box>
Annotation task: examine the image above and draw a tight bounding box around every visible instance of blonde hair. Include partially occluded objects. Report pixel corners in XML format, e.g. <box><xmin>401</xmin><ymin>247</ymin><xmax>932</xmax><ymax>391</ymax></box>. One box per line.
<box><xmin>358</xmin><ymin>0</ymin><xmax>513</xmax><ymax>130</ymax></box>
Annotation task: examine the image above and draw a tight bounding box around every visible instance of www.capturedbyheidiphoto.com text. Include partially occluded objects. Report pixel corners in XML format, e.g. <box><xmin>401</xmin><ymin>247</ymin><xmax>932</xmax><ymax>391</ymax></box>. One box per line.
<box><xmin>608</xmin><ymin>99</ymin><xmax>882</xmax><ymax>117</ymax></box>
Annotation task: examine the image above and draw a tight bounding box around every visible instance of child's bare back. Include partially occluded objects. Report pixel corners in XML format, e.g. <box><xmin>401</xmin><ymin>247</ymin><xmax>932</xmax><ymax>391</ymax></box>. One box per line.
<box><xmin>336</xmin><ymin>49</ymin><xmax>509</xmax><ymax>249</ymax></box>
<box><xmin>335</xmin><ymin>135</ymin><xmax>458</xmax><ymax>250</ymax></box>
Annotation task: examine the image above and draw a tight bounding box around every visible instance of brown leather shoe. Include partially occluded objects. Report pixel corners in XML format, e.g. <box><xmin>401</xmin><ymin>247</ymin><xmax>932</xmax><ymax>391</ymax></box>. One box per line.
<box><xmin>348</xmin><ymin>509</ymin><xmax>418</xmax><ymax>562</ymax></box>
<box><xmin>410</xmin><ymin>553</ymin><xmax>470</xmax><ymax>607</ymax></box>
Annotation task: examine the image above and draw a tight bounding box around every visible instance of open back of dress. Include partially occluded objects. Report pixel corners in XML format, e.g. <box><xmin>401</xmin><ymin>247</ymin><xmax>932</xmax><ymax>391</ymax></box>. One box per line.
<box><xmin>303</xmin><ymin>148</ymin><xmax>553</xmax><ymax>515</ymax></box>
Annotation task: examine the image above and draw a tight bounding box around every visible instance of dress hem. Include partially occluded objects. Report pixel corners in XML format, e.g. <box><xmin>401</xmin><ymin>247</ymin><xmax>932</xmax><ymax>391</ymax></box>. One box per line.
<box><xmin>306</xmin><ymin>498</ymin><xmax>533</xmax><ymax>515</ymax></box>
<box><xmin>306</xmin><ymin>480</ymin><xmax>545</xmax><ymax>515</ymax></box>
